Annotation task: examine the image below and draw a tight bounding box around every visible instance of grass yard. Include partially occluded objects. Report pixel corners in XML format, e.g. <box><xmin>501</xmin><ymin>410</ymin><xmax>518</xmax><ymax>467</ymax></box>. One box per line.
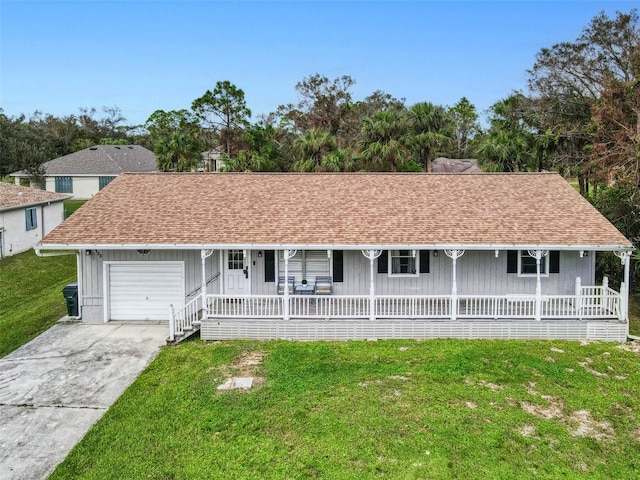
<box><xmin>63</xmin><ymin>199</ymin><xmax>86</xmax><ymax>218</ymax></box>
<box><xmin>52</xmin><ymin>339</ymin><xmax>640</xmax><ymax>479</ymax></box>
<box><xmin>0</xmin><ymin>250</ymin><xmax>76</xmax><ymax>357</ymax></box>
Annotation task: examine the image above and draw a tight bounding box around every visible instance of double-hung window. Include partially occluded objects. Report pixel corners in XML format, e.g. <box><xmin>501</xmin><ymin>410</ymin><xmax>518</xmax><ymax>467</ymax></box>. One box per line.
<box><xmin>55</xmin><ymin>176</ymin><xmax>73</xmax><ymax>193</ymax></box>
<box><xmin>519</xmin><ymin>251</ymin><xmax>548</xmax><ymax>276</ymax></box>
<box><xmin>25</xmin><ymin>207</ymin><xmax>37</xmax><ymax>231</ymax></box>
<box><xmin>389</xmin><ymin>250</ymin><xmax>418</xmax><ymax>276</ymax></box>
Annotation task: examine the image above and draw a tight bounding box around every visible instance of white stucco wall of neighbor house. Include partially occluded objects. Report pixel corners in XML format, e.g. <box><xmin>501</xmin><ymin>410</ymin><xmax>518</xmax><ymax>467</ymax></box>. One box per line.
<box><xmin>45</xmin><ymin>176</ymin><xmax>101</xmax><ymax>200</ymax></box>
<box><xmin>0</xmin><ymin>202</ymin><xmax>65</xmax><ymax>257</ymax></box>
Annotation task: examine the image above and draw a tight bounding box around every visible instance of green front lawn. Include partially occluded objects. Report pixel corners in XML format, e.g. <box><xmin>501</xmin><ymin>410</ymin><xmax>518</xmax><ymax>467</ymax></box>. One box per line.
<box><xmin>52</xmin><ymin>339</ymin><xmax>640</xmax><ymax>479</ymax></box>
<box><xmin>0</xmin><ymin>250</ymin><xmax>76</xmax><ymax>357</ymax></box>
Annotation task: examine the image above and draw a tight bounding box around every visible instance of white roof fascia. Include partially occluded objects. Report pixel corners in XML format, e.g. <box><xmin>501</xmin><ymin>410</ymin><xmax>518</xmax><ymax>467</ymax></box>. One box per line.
<box><xmin>36</xmin><ymin>242</ymin><xmax>634</xmax><ymax>252</ymax></box>
<box><xmin>0</xmin><ymin>196</ymin><xmax>72</xmax><ymax>213</ymax></box>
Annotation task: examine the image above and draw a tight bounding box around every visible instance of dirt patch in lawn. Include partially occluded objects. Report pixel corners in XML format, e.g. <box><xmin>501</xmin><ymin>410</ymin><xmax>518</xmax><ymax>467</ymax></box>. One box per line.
<box><xmin>217</xmin><ymin>350</ymin><xmax>265</xmax><ymax>391</ymax></box>
<box><xmin>618</xmin><ymin>342</ymin><xmax>640</xmax><ymax>354</ymax></box>
<box><xmin>520</xmin><ymin>383</ymin><xmax>614</xmax><ymax>440</ymax></box>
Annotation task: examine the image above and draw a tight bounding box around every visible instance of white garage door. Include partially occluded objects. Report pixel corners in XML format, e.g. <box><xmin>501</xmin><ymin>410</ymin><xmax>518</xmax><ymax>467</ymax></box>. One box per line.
<box><xmin>107</xmin><ymin>262</ymin><xmax>185</xmax><ymax>321</ymax></box>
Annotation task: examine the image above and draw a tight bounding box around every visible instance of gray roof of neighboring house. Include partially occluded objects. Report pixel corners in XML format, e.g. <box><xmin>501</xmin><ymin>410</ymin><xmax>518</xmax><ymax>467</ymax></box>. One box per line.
<box><xmin>11</xmin><ymin>145</ymin><xmax>158</xmax><ymax>176</ymax></box>
<box><xmin>432</xmin><ymin>158</ymin><xmax>482</xmax><ymax>173</ymax></box>
<box><xmin>0</xmin><ymin>182</ymin><xmax>71</xmax><ymax>212</ymax></box>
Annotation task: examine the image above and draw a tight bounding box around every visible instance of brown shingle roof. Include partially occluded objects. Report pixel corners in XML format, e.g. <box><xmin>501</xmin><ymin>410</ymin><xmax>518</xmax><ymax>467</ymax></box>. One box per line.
<box><xmin>0</xmin><ymin>182</ymin><xmax>71</xmax><ymax>211</ymax></box>
<box><xmin>39</xmin><ymin>172</ymin><xmax>631</xmax><ymax>249</ymax></box>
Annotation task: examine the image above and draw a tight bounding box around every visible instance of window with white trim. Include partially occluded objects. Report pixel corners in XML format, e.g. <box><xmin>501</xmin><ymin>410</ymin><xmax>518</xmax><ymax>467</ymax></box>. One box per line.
<box><xmin>518</xmin><ymin>250</ymin><xmax>548</xmax><ymax>277</ymax></box>
<box><xmin>25</xmin><ymin>207</ymin><xmax>37</xmax><ymax>231</ymax></box>
<box><xmin>389</xmin><ymin>249</ymin><xmax>418</xmax><ymax>276</ymax></box>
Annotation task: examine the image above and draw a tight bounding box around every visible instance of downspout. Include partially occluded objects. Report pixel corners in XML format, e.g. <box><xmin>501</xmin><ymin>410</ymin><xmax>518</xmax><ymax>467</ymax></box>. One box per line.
<box><xmin>623</xmin><ymin>252</ymin><xmax>635</xmax><ymax>340</ymax></box>
<box><xmin>613</xmin><ymin>251</ymin><xmax>635</xmax><ymax>341</ymax></box>
<box><xmin>76</xmin><ymin>249</ymin><xmax>83</xmax><ymax>320</ymax></box>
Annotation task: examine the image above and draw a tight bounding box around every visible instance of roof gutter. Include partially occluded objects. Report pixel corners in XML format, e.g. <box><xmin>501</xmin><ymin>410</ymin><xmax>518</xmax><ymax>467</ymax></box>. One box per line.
<box><xmin>35</xmin><ymin>242</ymin><xmax>635</xmax><ymax>252</ymax></box>
<box><xmin>34</xmin><ymin>248</ymin><xmax>78</xmax><ymax>257</ymax></box>
<box><xmin>0</xmin><ymin>196</ymin><xmax>72</xmax><ymax>214</ymax></box>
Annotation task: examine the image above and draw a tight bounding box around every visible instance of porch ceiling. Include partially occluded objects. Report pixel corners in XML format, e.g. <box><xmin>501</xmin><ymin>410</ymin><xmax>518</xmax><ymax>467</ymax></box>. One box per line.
<box><xmin>39</xmin><ymin>172</ymin><xmax>632</xmax><ymax>249</ymax></box>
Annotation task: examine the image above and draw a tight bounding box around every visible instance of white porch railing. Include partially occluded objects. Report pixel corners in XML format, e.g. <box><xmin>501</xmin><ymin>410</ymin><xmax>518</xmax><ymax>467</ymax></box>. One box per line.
<box><xmin>376</xmin><ymin>296</ymin><xmax>450</xmax><ymax>319</ymax></box>
<box><xmin>169</xmin><ymin>296</ymin><xmax>201</xmax><ymax>342</ymax></box>
<box><xmin>206</xmin><ymin>295</ymin><xmax>284</xmax><ymax>318</ymax></box>
<box><xmin>202</xmin><ymin>287</ymin><xmax>622</xmax><ymax>322</ymax></box>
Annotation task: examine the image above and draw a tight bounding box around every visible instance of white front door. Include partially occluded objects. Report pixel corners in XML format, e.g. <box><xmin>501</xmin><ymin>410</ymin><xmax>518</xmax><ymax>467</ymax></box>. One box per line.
<box><xmin>224</xmin><ymin>249</ymin><xmax>250</xmax><ymax>294</ymax></box>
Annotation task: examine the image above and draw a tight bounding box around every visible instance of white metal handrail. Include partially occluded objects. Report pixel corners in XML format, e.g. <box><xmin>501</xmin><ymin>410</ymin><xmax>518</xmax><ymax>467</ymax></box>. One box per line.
<box><xmin>169</xmin><ymin>296</ymin><xmax>201</xmax><ymax>341</ymax></box>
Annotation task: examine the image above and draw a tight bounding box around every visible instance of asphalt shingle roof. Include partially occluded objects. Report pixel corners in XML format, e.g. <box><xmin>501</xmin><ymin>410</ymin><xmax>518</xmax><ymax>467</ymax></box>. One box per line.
<box><xmin>12</xmin><ymin>145</ymin><xmax>157</xmax><ymax>176</ymax></box>
<box><xmin>40</xmin><ymin>172</ymin><xmax>631</xmax><ymax>249</ymax></box>
<box><xmin>0</xmin><ymin>182</ymin><xmax>71</xmax><ymax>211</ymax></box>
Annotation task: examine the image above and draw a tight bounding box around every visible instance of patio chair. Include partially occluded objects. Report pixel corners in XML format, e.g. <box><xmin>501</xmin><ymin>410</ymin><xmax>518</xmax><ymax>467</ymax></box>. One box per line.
<box><xmin>315</xmin><ymin>275</ymin><xmax>332</xmax><ymax>295</ymax></box>
<box><xmin>277</xmin><ymin>275</ymin><xmax>295</xmax><ymax>295</ymax></box>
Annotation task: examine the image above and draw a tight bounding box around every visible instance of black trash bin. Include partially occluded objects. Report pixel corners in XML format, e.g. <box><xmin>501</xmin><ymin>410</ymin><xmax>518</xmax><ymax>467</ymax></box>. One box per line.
<box><xmin>62</xmin><ymin>283</ymin><xmax>78</xmax><ymax>317</ymax></box>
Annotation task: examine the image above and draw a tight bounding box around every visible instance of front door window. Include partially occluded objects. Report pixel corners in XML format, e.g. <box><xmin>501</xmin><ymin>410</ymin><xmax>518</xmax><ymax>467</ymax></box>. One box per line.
<box><xmin>228</xmin><ymin>250</ymin><xmax>244</xmax><ymax>269</ymax></box>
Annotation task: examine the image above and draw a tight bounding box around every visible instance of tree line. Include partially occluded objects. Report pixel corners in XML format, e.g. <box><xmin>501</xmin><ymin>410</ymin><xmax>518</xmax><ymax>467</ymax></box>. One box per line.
<box><xmin>1</xmin><ymin>9</ymin><xmax>638</xmax><ymax>280</ymax></box>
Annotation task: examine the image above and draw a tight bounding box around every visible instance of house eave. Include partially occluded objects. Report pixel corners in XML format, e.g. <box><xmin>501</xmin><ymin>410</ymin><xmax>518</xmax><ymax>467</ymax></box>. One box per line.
<box><xmin>35</xmin><ymin>242</ymin><xmax>634</xmax><ymax>252</ymax></box>
<box><xmin>0</xmin><ymin>196</ymin><xmax>72</xmax><ymax>213</ymax></box>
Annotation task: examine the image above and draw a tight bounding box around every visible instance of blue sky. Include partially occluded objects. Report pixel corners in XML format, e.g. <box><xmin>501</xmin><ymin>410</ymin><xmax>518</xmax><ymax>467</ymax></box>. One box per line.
<box><xmin>1</xmin><ymin>1</ymin><xmax>637</xmax><ymax>126</ymax></box>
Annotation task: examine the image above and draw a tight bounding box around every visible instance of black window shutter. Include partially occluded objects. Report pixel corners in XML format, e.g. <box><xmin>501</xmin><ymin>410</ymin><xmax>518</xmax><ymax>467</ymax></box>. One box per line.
<box><xmin>549</xmin><ymin>251</ymin><xmax>560</xmax><ymax>273</ymax></box>
<box><xmin>419</xmin><ymin>250</ymin><xmax>430</xmax><ymax>273</ymax></box>
<box><xmin>333</xmin><ymin>250</ymin><xmax>344</xmax><ymax>282</ymax></box>
<box><xmin>377</xmin><ymin>250</ymin><xmax>388</xmax><ymax>274</ymax></box>
<box><xmin>507</xmin><ymin>250</ymin><xmax>518</xmax><ymax>273</ymax></box>
<box><xmin>264</xmin><ymin>250</ymin><xmax>275</xmax><ymax>282</ymax></box>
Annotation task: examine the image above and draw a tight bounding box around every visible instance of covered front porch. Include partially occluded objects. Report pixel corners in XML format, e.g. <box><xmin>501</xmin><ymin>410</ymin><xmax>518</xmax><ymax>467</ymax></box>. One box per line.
<box><xmin>169</xmin><ymin>248</ymin><xmax>630</xmax><ymax>342</ymax></box>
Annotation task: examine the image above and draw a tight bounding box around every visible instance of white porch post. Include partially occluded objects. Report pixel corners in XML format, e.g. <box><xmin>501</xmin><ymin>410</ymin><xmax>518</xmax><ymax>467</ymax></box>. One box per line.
<box><xmin>444</xmin><ymin>250</ymin><xmax>465</xmax><ymax>320</ymax></box>
<box><xmin>219</xmin><ymin>250</ymin><xmax>225</xmax><ymax>294</ymax></box>
<box><xmin>575</xmin><ymin>277</ymin><xmax>582</xmax><ymax>318</ymax></box>
<box><xmin>283</xmin><ymin>249</ymin><xmax>297</xmax><ymax>320</ymax></box>
<box><xmin>361</xmin><ymin>250</ymin><xmax>382</xmax><ymax>321</ymax></box>
<box><xmin>284</xmin><ymin>249</ymin><xmax>290</xmax><ymax>320</ymax></box>
<box><xmin>528</xmin><ymin>249</ymin><xmax>548</xmax><ymax>321</ymax></box>
<box><xmin>169</xmin><ymin>305</ymin><xmax>175</xmax><ymax>342</ymax></box>
<box><xmin>201</xmin><ymin>249</ymin><xmax>214</xmax><ymax>318</ymax></box>
<box><xmin>614</xmin><ymin>251</ymin><xmax>632</xmax><ymax>322</ymax></box>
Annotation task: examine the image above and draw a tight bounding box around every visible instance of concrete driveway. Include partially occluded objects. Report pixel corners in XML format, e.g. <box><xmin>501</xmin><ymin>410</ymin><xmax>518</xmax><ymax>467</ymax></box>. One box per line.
<box><xmin>0</xmin><ymin>322</ymin><xmax>167</xmax><ymax>480</ymax></box>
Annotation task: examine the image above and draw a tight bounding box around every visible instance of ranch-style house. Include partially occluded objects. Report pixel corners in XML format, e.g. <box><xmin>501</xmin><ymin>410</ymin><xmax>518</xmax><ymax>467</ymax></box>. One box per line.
<box><xmin>37</xmin><ymin>172</ymin><xmax>633</xmax><ymax>342</ymax></box>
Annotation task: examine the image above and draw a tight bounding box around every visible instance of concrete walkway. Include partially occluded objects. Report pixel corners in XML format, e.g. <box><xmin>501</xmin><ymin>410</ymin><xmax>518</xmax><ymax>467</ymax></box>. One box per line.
<box><xmin>0</xmin><ymin>323</ymin><xmax>167</xmax><ymax>480</ymax></box>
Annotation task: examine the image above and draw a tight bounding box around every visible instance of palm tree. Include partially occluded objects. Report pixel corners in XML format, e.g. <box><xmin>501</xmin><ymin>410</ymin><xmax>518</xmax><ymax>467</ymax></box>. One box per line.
<box><xmin>155</xmin><ymin>131</ymin><xmax>203</xmax><ymax>172</ymax></box>
<box><xmin>292</xmin><ymin>128</ymin><xmax>337</xmax><ymax>172</ymax></box>
<box><xmin>359</xmin><ymin>111</ymin><xmax>409</xmax><ymax>172</ymax></box>
<box><xmin>408</xmin><ymin>102</ymin><xmax>452</xmax><ymax>172</ymax></box>
<box><xmin>320</xmin><ymin>148</ymin><xmax>356</xmax><ymax>172</ymax></box>
<box><xmin>476</xmin><ymin>95</ymin><xmax>537</xmax><ymax>172</ymax></box>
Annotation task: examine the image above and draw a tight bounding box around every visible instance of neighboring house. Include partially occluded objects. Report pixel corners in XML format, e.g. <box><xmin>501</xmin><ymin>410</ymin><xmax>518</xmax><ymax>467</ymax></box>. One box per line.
<box><xmin>0</xmin><ymin>183</ymin><xmax>71</xmax><ymax>258</ymax></box>
<box><xmin>37</xmin><ymin>172</ymin><xmax>633</xmax><ymax>342</ymax></box>
<box><xmin>10</xmin><ymin>145</ymin><xmax>158</xmax><ymax>200</ymax></box>
<box><xmin>432</xmin><ymin>157</ymin><xmax>482</xmax><ymax>173</ymax></box>
<box><xmin>201</xmin><ymin>148</ymin><xmax>226</xmax><ymax>172</ymax></box>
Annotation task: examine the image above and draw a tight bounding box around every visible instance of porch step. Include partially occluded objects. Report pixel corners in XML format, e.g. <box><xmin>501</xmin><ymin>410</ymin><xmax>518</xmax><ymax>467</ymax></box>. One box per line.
<box><xmin>166</xmin><ymin>323</ymin><xmax>201</xmax><ymax>346</ymax></box>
